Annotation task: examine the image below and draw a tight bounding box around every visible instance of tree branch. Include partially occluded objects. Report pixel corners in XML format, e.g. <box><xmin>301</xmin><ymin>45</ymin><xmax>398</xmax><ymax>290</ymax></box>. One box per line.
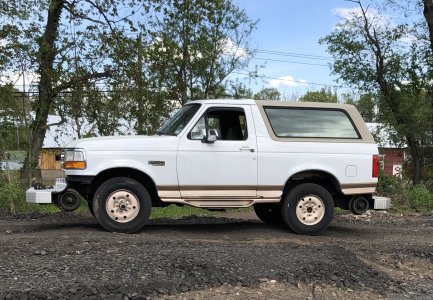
<box><xmin>63</xmin><ymin>1</ymin><xmax>106</xmax><ymax>25</ymax></box>
<box><xmin>53</xmin><ymin>70</ymin><xmax>112</xmax><ymax>96</ymax></box>
<box><xmin>82</xmin><ymin>0</ymin><xmax>115</xmax><ymax>33</ymax></box>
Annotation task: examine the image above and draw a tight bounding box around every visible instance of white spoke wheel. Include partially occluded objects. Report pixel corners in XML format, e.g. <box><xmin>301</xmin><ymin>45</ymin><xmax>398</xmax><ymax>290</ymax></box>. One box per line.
<box><xmin>93</xmin><ymin>177</ymin><xmax>151</xmax><ymax>233</ymax></box>
<box><xmin>106</xmin><ymin>190</ymin><xmax>140</xmax><ymax>223</ymax></box>
<box><xmin>282</xmin><ymin>183</ymin><xmax>334</xmax><ymax>235</ymax></box>
<box><xmin>295</xmin><ymin>195</ymin><xmax>325</xmax><ymax>226</ymax></box>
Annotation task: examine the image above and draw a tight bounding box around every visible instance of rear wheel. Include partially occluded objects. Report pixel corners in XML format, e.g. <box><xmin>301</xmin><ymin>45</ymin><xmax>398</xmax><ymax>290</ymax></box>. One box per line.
<box><xmin>281</xmin><ymin>183</ymin><xmax>334</xmax><ymax>235</ymax></box>
<box><xmin>254</xmin><ymin>203</ymin><xmax>283</xmax><ymax>225</ymax></box>
<box><xmin>93</xmin><ymin>177</ymin><xmax>151</xmax><ymax>233</ymax></box>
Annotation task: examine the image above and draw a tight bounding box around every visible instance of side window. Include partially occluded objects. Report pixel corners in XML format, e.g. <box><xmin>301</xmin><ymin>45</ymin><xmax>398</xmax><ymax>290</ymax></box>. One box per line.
<box><xmin>189</xmin><ymin>108</ymin><xmax>248</xmax><ymax>141</ymax></box>
<box><xmin>264</xmin><ymin>107</ymin><xmax>360</xmax><ymax>139</ymax></box>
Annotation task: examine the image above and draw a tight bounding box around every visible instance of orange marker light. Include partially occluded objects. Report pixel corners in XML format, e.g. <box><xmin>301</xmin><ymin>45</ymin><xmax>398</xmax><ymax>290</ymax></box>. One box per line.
<box><xmin>63</xmin><ymin>161</ymin><xmax>86</xmax><ymax>169</ymax></box>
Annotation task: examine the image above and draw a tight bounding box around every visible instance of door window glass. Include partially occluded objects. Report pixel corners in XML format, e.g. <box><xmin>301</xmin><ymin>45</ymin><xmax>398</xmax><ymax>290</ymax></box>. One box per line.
<box><xmin>189</xmin><ymin>108</ymin><xmax>248</xmax><ymax>141</ymax></box>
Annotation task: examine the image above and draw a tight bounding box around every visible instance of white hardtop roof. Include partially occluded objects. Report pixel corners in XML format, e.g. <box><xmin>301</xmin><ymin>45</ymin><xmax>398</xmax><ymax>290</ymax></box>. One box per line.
<box><xmin>189</xmin><ymin>99</ymin><xmax>256</xmax><ymax>105</ymax></box>
<box><xmin>189</xmin><ymin>99</ymin><xmax>356</xmax><ymax>109</ymax></box>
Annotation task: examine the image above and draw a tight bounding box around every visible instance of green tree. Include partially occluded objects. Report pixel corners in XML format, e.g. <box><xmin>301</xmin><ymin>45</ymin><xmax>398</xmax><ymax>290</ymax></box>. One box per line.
<box><xmin>253</xmin><ymin>87</ymin><xmax>281</xmax><ymax>100</ymax></box>
<box><xmin>0</xmin><ymin>0</ymin><xmax>150</xmax><ymax>184</ymax></box>
<box><xmin>229</xmin><ymin>81</ymin><xmax>253</xmax><ymax>99</ymax></box>
<box><xmin>149</xmin><ymin>0</ymin><xmax>257</xmax><ymax>105</ymax></box>
<box><xmin>343</xmin><ymin>93</ymin><xmax>376</xmax><ymax>122</ymax></box>
<box><xmin>299</xmin><ymin>88</ymin><xmax>337</xmax><ymax>103</ymax></box>
<box><xmin>320</xmin><ymin>0</ymin><xmax>430</xmax><ymax>184</ymax></box>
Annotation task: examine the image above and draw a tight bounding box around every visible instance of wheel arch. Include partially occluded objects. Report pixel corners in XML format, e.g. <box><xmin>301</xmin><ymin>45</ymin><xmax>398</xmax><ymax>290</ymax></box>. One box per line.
<box><xmin>91</xmin><ymin>167</ymin><xmax>161</xmax><ymax>206</ymax></box>
<box><xmin>282</xmin><ymin>169</ymin><xmax>342</xmax><ymax>199</ymax></box>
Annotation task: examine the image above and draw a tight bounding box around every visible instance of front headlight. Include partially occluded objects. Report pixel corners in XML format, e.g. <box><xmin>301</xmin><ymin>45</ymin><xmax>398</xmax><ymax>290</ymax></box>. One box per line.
<box><xmin>62</xmin><ymin>149</ymin><xmax>87</xmax><ymax>170</ymax></box>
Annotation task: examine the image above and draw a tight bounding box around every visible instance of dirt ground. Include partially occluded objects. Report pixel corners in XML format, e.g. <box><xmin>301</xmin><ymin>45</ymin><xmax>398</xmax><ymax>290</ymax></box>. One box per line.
<box><xmin>0</xmin><ymin>209</ymin><xmax>432</xmax><ymax>300</ymax></box>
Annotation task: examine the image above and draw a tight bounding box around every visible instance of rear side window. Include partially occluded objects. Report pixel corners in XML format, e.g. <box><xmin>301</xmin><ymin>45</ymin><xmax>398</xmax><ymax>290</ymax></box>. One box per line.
<box><xmin>264</xmin><ymin>107</ymin><xmax>360</xmax><ymax>139</ymax></box>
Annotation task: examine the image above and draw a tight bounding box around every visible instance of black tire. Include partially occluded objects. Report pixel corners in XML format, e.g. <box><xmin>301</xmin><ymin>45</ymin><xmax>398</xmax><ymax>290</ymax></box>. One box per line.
<box><xmin>349</xmin><ymin>197</ymin><xmax>369</xmax><ymax>215</ymax></box>
<box><xmin>253</xmin><ymin>203</ymin><xmax>283</xmax><ymax>225</ymax></box>
<box><xmin>281</xmin><ymin>183</ymin><xmax>334</xmax><ymax>235</ymax></box>
<box><xmin>93</xmin><ymin>177</ymin><xmax>151</xmax><ymax>233</ymax></box>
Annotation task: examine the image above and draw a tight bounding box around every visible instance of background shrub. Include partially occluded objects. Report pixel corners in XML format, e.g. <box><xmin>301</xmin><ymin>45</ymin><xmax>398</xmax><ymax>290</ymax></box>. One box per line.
<box><xmin>409</xmin><ymin>184</ymin><xmax>433</xmax><ymax>212</ymax></box>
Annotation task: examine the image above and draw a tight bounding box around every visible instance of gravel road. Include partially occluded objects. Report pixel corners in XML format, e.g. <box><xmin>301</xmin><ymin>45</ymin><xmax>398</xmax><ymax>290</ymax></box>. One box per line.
<box><xmin>0</xmin><ymin>210</ymin><xmax>432</xmax><ymax>299</ymax></box>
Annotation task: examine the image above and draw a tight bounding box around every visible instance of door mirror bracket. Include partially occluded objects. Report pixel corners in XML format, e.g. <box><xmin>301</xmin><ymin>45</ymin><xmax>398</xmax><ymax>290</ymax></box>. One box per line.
<box><xmin>201</xmin><ymin>134</ymin><xmax>217</xmax><ymax>144</ymax></box>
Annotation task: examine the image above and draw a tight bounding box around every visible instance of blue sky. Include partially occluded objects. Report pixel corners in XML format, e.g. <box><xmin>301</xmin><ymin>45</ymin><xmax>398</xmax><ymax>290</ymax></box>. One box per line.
<box><xmin>234</xmin><ymin>0</ymin><xmax>363</xmax><ymax>97</ymax></box>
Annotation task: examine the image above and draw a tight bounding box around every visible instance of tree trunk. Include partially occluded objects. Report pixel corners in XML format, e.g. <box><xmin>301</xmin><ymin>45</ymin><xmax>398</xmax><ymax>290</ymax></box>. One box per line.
<box><xmin>136</xmin><ymin>35</ymin><xmax>146</xmax><ymax>134</ymax></box>
<box><xmin>20</xmin><ymin>0</ymin><xmax>64</xmax><ymax>185</ymax></box>
<box><xmin>407</xmin><ymin>136</ymin><xmax>422</xmax><ymax>185</ymax></box>
<box><xmin>422</xmin><ymin>0</ymin><xmax>433</xmax><ymax>154</ymax></box>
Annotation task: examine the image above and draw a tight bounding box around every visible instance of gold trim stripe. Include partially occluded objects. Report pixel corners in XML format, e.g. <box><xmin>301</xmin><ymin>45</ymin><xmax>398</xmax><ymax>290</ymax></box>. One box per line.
<box><xmin>158</xmin><ymin>185</ymin><xmax>282</xmax><ymax>191</ymax></box>
<box><xmin>340</xmin><ymin>183</ymin><xmax>376</xmax><ymax>189</ymax></box>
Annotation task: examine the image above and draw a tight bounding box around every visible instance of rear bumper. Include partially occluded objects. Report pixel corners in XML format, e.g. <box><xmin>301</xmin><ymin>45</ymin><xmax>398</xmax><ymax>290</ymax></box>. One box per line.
<box><xmin>26</xmin><ymin>178</ymin><xmax>68</xmax><ymax>204</ymax></box>
<box><xmin>372</xmin><ymin>196</ymin><xmax>391</xmax><ymax>210</ymax></box>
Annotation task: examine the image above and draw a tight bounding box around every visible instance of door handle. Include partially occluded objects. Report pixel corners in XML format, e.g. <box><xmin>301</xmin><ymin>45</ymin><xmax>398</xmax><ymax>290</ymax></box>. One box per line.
<box><xmin>239</xmin><ymin>146</ymin><xmax>255</xmax><ymax>152</ymax></box>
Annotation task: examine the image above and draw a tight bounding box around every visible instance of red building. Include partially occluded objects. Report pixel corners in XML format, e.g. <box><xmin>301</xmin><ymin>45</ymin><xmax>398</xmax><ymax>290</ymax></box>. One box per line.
<box><xmin>367</xmin><ymin>123</ymin><xmax>407</xmax><ymax>177</ymax></box>
<box><xmin>378</xmin><ymin>148</ymin><xmax>407</xmax><ymax>177</ymax></box>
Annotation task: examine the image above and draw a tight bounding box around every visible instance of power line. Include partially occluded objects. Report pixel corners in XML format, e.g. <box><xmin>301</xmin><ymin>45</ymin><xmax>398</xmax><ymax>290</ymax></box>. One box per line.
<box><xmin>11</xmin><ymin>73</ymin><xmax>345</xmax><ymax>90</ymax></box>
<box><xmin>252</xmin><ymin>57</ymin><xmax>329</xmax><ymax>67</ymax></box>
<box><xmin>255</xmin><ymin>49</ymin><xmax>333</xmax><ymax>61</ymax></box>
<box><xmin>232</xmin><ymin>71</ymin><xmax>347</xmax><ymax>89</ymax></box>
<box><xmin>224</xmin><ymin>45</ymin><xmax>334</xmax><ymax>61</ymax></box>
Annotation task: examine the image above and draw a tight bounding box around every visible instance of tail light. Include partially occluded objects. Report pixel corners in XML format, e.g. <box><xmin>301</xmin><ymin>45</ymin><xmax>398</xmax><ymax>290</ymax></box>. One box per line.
<box><xmin>372</xmin><ymin>155</ymin><xmax>379</xmax><ymax>178</ymax></box>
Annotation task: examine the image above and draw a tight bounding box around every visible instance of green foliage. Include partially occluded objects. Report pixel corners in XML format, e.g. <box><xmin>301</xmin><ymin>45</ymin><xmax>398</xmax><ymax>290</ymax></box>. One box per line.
<box><xmin>253</xmin><ymin>87</ymin><xmax>281</xmax><ymax>100</ymax></box>
<box><xmin>376</xmin><ymin>170</ymin><xmax>408</xmax><ymax>208</ymax></box>
<box><xmin>342</xmin><ymin>93</ymin><xmax>376</xmax><ymax>122</ymax></box>
<box><xmin>409</xmin><ymin>184</ymin><xmax>433</xmax><ymax>212</ymax></box>
<box><xmin>150</xmin><ymin>205</ymin><xmax>252</xmax><ymax>219</ymax></box>
<box><xmin>229</xmin><ymin>81</ymin><xmax>253</xmax><ymax>99</ymax></box>
<box><xmin>151</xmin><ymin>204</ymin><xmax>215</xmax><ymax>219</ymax></box>
<box><xmin>320</xmin><ymin>1</ymin><xmax>431</xmax><ymax>184</ymax></box>
<box><xmin>149</xmin><ymin>0</ymin><xmax>257</xmax><ymax>104</ymax></box>
<box><xmin>299</xmin><ymin>88</ymin><xmax>337</xmax><ymax>103</ymax></box>
<box><xmin>0</xmin><ymin>174</ymin><xmax>58</xmax><ymax>214</ymax></box>
<box><xmin>377</xmin><ymin>169</ymin><xmax>433</xmax><ymax>212</ymax></box>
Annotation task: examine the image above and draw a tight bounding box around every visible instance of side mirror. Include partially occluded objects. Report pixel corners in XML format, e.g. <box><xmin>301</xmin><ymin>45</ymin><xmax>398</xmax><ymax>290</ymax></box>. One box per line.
<box><xmin>201</xmin><ymin>134</ymin><xmax>217</xmax><ymax>144</ymax></box>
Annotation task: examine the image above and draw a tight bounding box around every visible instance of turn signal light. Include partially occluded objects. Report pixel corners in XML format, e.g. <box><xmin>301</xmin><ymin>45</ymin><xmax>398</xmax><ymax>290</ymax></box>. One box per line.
<box><xmin>372</xmin><ymin>155</ymin><xmax>379</xmax><ymax>178</ymax></box>
<box><xmin>63</xmin><ymin>161</ymin><xmax>86</xmax><ymax>170</ymax></box>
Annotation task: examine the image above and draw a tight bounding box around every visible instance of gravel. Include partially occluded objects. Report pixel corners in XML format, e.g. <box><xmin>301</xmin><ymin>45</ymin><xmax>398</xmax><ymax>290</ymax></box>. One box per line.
<box><xmin>0</xmin><ymin>210</ymin><xmax>432</xmax><ymax>299</ymax></box>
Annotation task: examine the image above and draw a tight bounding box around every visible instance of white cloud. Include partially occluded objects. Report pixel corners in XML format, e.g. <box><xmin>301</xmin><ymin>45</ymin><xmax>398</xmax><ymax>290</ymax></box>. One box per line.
<box><xmin>268</xmin><ymin>75</ymin><xmax>308</xmax><ymax>89</ymax></box>
<box><xmin>221</xmin><ymin>38</ymin><xmax>248</xmax><ymax>59</ymax></box>
<box><xmin>332</xmin><ymin>6</ymin><xmax>390</xmax><ymax>27</ymax></box>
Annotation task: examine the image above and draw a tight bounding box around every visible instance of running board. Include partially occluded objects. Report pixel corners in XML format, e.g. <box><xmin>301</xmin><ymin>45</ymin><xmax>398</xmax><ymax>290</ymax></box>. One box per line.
<box><xmin>160</xmin><ymin>198</ymin><xmax>281</xmax><ymax>208</ymax></box>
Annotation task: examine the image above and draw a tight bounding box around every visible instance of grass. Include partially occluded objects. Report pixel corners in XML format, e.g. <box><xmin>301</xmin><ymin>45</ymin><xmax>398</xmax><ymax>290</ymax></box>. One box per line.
<box><xmin>151</xmin><ymin>205</ymin><xmax>217</xmax><ymax>219</ymax></box>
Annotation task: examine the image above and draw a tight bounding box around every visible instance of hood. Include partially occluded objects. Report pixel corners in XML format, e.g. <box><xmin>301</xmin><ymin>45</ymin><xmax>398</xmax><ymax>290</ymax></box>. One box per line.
<box><xmin>65</xmin><ymin>135</ymin><xmax>179</xmax><ymax>151</ymax></box>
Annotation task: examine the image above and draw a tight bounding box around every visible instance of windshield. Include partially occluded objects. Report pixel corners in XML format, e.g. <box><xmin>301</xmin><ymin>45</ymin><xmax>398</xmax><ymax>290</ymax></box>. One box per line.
<box><xmin>157</xmin><ymin>103</ymin><xmax>201</xmax><ymax>136</ymax></box>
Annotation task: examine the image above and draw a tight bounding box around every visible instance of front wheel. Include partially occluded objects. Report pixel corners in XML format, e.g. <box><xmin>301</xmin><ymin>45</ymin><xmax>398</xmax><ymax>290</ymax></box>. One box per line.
<box><xmin>281</xmin><ymin>183</ymin><xmax>334</xmax><ymax>235</ymax></box>
<box><xmin>93</xmin><ymin>177</ymin><xmax>151</xmax><ymax>233</ymax></box>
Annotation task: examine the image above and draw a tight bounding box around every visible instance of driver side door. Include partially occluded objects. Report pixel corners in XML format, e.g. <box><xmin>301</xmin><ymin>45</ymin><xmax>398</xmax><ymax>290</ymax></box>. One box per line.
<box><xmin>177</xmin><ymin>105</ymin><xmax>258</xmax><ymax>200</ymax></box>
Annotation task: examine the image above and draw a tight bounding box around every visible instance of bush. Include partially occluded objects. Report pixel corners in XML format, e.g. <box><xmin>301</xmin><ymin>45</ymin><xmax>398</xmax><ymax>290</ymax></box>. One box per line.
<box><xmin>0</xmin><ymin>180</ymin><xmax>26</xmax><ymax>213</ymax></box>
<box><xmin>376</xmin><ymin>170</ymin><xmax>409</xmax><ymax>209</ymax></box>
<box><xmin>376</xmin><ymin>170</ymin><xmax>433</xmax><ymax>213</ymax></box>
<box><xmin>409</xmin><ymin>184</ymin><xmax>433</xmax><ymax>212</ymax></box>
<box><xmin>0</xmin><ymin>174</ymin><xmax>59</xmax><ymax>214</ymax></box>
